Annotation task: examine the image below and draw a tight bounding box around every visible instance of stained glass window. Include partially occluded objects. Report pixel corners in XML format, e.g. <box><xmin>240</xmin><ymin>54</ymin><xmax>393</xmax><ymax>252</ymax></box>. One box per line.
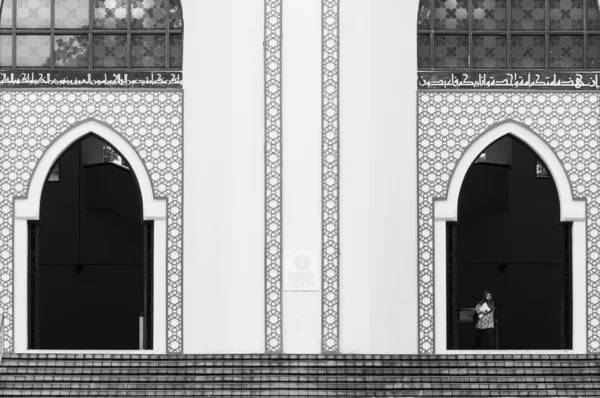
<box><xmin>0</xmin><ymin>0</ymin><xmax>183</xmax><ymax>70</ymax></box>
<box><xmin>418</xmin><ymin>0</ymin><xmax>600</xmax><ymax>70</ymax></box>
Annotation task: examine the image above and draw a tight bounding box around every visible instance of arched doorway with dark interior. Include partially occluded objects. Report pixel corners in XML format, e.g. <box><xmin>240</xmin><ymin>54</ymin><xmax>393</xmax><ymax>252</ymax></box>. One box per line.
<box><xmin>447</xmin><ymin>135</ymin><xmax>572</xmax><ymax>350</ymax></box>
<box><xmin>28</xmin><ymin>134</ymin><xmax>153</xmax><ymax>350</ymax></box>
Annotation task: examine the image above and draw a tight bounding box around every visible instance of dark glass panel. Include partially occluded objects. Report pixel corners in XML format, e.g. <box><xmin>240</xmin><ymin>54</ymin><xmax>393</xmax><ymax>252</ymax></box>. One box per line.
<box><xmin>418</xmin><ymin>34</ymin><xmax>431</xmax><ymax>68</ymax></box>
<box><xmin>511</xmin><ymin>35</ymin><xmax>546</xmax><ymax>68</ymax></box>
<box><xmin>169</xmin><ymin>0</ymin><xmax>183</xmax><ymax>29</ymax></box>
<box><xmin>0</xmin><ymin>35</ymin><xmax>12</xmax><ymax>67</ymax></box>
<box><xmin>418</xmin><ymin>0</ymin><xmax>431</xmax><ymax>30</ymax></box>
<box><xmin>0</xmin><ymin>0</ymin><xmax>13</xmax><ymax>28</ymax></box>
<box><xmin>169</xmin><ymin>34</ymin><xmax>182</xmax><ymax>68</ymax></box>
<box><xmin>588</xmin><ymin>35</ymin><xmax>600</xmax><ymax>68</ymax></box>
<box><xmin>434</xmin><ymin>0</ymin><xmax>469</xmax><ymax>30</ymax></box>
<box><xmin>54</xmin><ymin>35</ymin><xmax>89</xmax><ymax>67</ymax></box>
<box><xmin>92</xmin><ymin>34</ymin><xmax>127</xmax><ymax>67</ymax></box>
<box><xmin>548</xmin><ymin>35</ymin><xmax>584</xmax><ymax>68</ymax></box>
<box><xmin>131</xmin><ymin>35</ymin><xmax>166</xmax><ymax>67</ymax></box>
<box><xmin>511</xmin><ymin>0</ymin><xmax>546</xmax><ymax>30</ymax></box>
<box><xmin>132</xmin><ymin>0</ymin><xmax>168</xmax><ymax>29</ymax></box>
<box><xmin>588</xmin><ymin>0</ymin><xmax>600</xmax><ymax>30</ymax></box>
<box><xmin>16</xmin><ymin>0</ymin><xmax>51</xmax><ymax>29</ymax></box>
<box><xmin>93</xmin><ymin>0</ymin><xmax>128</xmax><ymax>29</ymax></box>
<box><xmin>55</xmin><ymin>0</ymin><xmax>90</xmax><ymax>29</ymax></box>
<box><xmin>473</xmin><ymin>35</ymin><xmax>507</xmax><ymax>68</ymax></box>
<box><xmin>16</xmin><ymin>35</ymin><xmax>51</xmax><ymax>67</ymax></box>
<box><xmin>472</xmin><ymin>0</ymin><xmax>507</xmax><ymax>30</ymax></box>
<box><xmin>549</xmin><ymin>35</ymin><xmax>584</xmax><ymax>68</ymax></box>
<box><xmin>434</xmin><ymin>35</ymin><xmax>469</xmax><ymax>68</ymax></box>
<box><xmin>549</xmin><ymin>0</ymin><xmax>583</xmax><ymax>30</ymax></box>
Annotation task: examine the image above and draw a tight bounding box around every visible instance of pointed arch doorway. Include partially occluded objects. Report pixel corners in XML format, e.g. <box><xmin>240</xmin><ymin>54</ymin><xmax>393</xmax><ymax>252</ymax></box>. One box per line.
<box><xmin>27</xmin><ymin>134</ymin><xmax>152</xmax><ymax>350</ymax></box>
<box><xmin>447</xmin><ymin>136</ymin><xmax>570</xmax><ymax>349</ymax></box>
<box><xmin>433</xmin><ymin>121</ymin><xmax>587</xmax><ymax>354</ymax></box>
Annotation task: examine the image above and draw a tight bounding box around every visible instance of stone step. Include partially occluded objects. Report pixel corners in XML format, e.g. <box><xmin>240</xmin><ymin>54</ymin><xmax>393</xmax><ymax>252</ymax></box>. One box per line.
<box><xmin>0</xmin><ymin>389</ymin><xmax>598</xmax><ymax>397</ymax></box>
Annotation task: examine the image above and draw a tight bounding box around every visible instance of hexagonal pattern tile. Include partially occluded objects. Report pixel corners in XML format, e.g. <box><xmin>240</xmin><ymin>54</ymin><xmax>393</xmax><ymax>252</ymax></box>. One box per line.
<box><xmin>0</xmin><ymin>90</ymin><xmax>183</xmax><ymax>353</ymax></box>
<box><xmin>418</xmin><ymin>92</ymin><xmax>599</xmax><ymax>353</ymax></box>
<box><xmin>265</xmin><ymin>0</ymin><xmax>283</xmax><ymax>354</ymax></box>
<box><xmin>322</xmin><ymin>0</ymin><xmax>340</xmax><ymax>354</ymax></box>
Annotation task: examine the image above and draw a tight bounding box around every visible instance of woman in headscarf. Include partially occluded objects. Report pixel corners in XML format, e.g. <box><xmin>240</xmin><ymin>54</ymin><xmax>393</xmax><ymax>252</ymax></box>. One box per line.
<box><xmin>474</xmin><ymin>291</ymin><xmax>495</xmax><ymax>349</ymax></box>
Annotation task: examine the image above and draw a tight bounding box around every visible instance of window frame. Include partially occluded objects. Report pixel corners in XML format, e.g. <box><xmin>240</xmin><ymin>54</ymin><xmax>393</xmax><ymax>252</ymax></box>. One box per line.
<box><xmin>418</xmin><ymin>0</ymin><xmax>600</xmax><ymax>71</ymax></box>
<box><xmin>0</xmin><ymin>0</ymin><xmax>183</xmax><ymax>71</ymax></box>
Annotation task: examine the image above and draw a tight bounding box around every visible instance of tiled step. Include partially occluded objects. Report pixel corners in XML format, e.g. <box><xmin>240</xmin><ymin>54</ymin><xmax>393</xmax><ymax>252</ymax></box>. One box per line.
<box><xmin>2</xmin><ymin>354</ymin><xmax>600</xmax><ymax>397</ymax></box>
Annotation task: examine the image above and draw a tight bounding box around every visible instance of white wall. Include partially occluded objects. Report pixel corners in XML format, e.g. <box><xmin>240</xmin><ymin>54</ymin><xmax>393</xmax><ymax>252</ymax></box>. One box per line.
<box><xmin>281</xmin><ymin>0</ymin><xmax>322</xmax><ymax>353</ymax></box>
<box><xmin>182</xmin><ymin>0</ymin><xmax>420</xmax><ymax>354</ymax></box>
<box><xmin>182</xmin><ymin>0</ymin><xmax>265</xmax><ymax>353</ymax></box>
<box><xmin>339</xmin><ymin>1</ymin><xmax>419</xmax><ymax>353</ymax></box>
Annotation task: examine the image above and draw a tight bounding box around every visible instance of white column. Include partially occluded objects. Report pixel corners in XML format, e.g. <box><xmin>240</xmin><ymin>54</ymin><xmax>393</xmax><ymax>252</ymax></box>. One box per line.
<box><xmin>282</xmin><ymin>0</ymin><xmax>322</xmax><ymax>353</ymax></box>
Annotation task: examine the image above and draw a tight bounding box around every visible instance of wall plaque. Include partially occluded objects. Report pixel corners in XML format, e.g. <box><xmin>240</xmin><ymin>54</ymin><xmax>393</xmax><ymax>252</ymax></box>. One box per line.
<box><xmin>284</xmin><ymin>250</ymin><xmax>320</xmax><ymax>292</ymax></box>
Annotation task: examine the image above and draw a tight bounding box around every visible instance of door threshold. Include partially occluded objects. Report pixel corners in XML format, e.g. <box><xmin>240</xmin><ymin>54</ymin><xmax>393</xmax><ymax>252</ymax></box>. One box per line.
<box><xmin>441</xmin><ymin>349</ymin><xmax>579</xmax><ymax>355</ymax></box>
<box><xmin>22</xmin><ymin>349</ymin><xmax>159</xmax><ymax>355</ymax></box>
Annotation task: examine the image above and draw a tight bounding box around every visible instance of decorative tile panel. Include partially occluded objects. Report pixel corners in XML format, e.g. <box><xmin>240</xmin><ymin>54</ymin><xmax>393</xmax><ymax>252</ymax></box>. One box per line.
<box><xmin>549</xmin><ymin>35</ymin><xmax>584</xmax><ymax>68</ymax></box>
<box><xmin>417</xmin><ymin>92</ymin><xmax>600</xmax><ymax>353</ymax></box>
<box><xmin>322</xmin><ymin>0</ymin><xmax>340</xmax><ymax>354</ymax></box>
<box><xmin>511</xmin><ymin>0</ymin><xmax>546</xmax><ymax>30</ymax></box>
<box><xmin>588</xmin><ymin>35</ymin><xmax>600</xmax><ymax>68</ymax></box>
<box><xmin>169</xmin><ymin>0</ymin><xmax>183</xmax><ymax>29</ymax></box>
<box><xmin>0</xmin><ymin>90</ymin><xmax>184</xmax><ymax>353</ymax></box>
<box><xmin>16</xmin><ymin>36</ymin><xmax>51</xmax><ymax>67</ymax></box>
<box><xmin>434</xmin><ymin>35</ymin><xmax>469</xmax><ymax>68</ymax></box>
<box><xmin>473</xmin><ymin>35</ymin><xmax>507</xmax><ymax>68</ymax></box>
<box><xmin>132</xmin><ymin>0</ymin><xmax>168</xmax><ymax>29</ymax></box>
<box><xmin>588</xmin><ymin>0</ymin><xmax>600</xmax><ymax>30</ymax></box>
<box><xmin>418</xmin><ymin>0</ymin><xmax>431</xmax><ymax>30</ymax></box>
<box><xmin>55</xmin><ymin>0</ymin><xmax>90</xmax><ymax>29</ymax></box>
<box><xmin>511</xmin><ymin>35</ymin><xmax>546</xmax><ymax>68</ymax></box>
<box><xmin>434</xmin><ymin>0</ymin><xmax>469</xmax><ymax>30</ymax></box>
<box><xmin>169</xmin><ymin>34</ymin><xmax>183</xmax><ymax>68</ymax></box>
<box><xmin>93</xmin><ymin>0</ymin><xmax>128</xmax><ymax>29</ymax></box>
<box><xmin>16</xmin><ymin>0</ymin><xmax>51</xmax><ymax>29</ymax></box>
<box><xmin>0</xmin><ymin>36</ymin><xmax>12</xmax><ymax>67</ymax></box>
<box><xmin>472</xmin><ymin>0</ymin><xmax>507</xmax><ymax>30</ymax></box>
<box><xmin>0</xmin><ymin>0</ymin><xmax>13</xmax><ymax>28</ymax></box>
<box><xmin>54</xmin><ymin>35</ymin><xmax>90</xmax><ymax>68</ymax></box>
<box><xmin>131</xmin><ymin>35</ymin><xmax>166</xmax><ymax>68</ymax></box>
<box><xmin>418</xmin><ymin>35</ymin><xmax>431</xmax><ymax>69</ymax></box>
<box><xmin>264</xmin><ymin>0</ymin><xmax>283</xmax><ymax>354</ymax></box>
<box><xmin>549</xmin><ymin>0</ymin><xmax>584</xmax><ymax>31</ymax></box>
<box><xmin>92</xmin><ymin>35</ymin><xmax>128</xmax><ymax>68</ymax></box>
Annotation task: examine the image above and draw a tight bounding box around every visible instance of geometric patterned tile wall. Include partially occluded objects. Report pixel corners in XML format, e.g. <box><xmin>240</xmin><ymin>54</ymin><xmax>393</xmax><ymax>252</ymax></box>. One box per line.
<box><xmin>0</xmin><ymin>90</ymin><xmax>183</xmax><ymax>353</ymax></box>
<box><xmin>322</xmin><ymin>0</ymin><xmax>340</xmax><ymax>354</ymax></box>
<box><xmin>264</xmin><ymin>0</ymin><xmax>283</xmax><ymax>354</ymax></box>
<box><xmin>418</xmin><ymin>92</ymin><xmax>600</xmax><ymax>353</ymax></box>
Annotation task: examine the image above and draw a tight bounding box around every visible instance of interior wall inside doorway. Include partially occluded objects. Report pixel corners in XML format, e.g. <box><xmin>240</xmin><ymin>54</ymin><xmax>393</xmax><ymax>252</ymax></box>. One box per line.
<box><xmin>454</xmin><ymin>137</ymin><xmax>570</xmax><ymax>350</ymax></box>
<box><xmin>34</xmin><ymin>136</ymin><xmax>147</xmax><ymax>350</ymax></box>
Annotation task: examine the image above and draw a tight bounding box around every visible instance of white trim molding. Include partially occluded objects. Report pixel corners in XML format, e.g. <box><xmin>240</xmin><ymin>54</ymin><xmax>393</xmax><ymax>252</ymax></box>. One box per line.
<box><xmin>433</xmin><ymin>120</ymin><xmax>587</xmax><ymax>355</ymax></box>
<box><xmin>13</xmin><ymin>119</ymin><xmax>168</xmax><ymax>354</ymax></box>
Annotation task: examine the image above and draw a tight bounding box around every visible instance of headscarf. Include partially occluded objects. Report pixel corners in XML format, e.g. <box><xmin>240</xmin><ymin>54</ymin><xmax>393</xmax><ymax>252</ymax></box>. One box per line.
<box><xmin>478</xmin><ymin>291</ymin><xmax>495</xmax><ymax>312</ymax></box>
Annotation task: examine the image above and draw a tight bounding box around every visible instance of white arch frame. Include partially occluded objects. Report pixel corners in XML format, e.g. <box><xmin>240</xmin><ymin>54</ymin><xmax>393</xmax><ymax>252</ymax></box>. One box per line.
<box><xmin>12</xmin><ymin>119</ymin><xmax>168</xmax><ymax>354</ymax></box>
<box><xmin>433</xmin><ymin>121</ymin><xmax>587</xmax><ymax>354</ymax></box>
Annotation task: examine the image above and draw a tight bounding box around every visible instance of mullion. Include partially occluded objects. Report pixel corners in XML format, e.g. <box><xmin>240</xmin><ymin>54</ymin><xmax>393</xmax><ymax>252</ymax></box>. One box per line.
<box><xmin>507</xmin><ymin>0</ymin><xmax>511</xmax><ymax>69</ymax></box>
<box><xmin>546</xmin><ymin>0</ymin><xmax>549</xmax><ymax>70</ymax></box>
<box><xmin>585</xmin><ymin>0</ymin><xmax>588</xmax><ymax>69</ymax></box>
<box><xmin>50</xmin><ymin>0</ymin><xmax>55</xmax><ymax>68</ymax></box>
<box><xmin>12</xmin><ymin>0</ymin><xmax>15</xmax><ymax>68</ymax></box>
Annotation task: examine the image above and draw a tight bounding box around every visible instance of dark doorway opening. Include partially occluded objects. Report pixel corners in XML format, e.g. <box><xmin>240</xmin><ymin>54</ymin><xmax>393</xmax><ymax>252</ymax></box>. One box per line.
<box><xmin>447</xmin><ymin>136</ymin><xmax>572</xmax><ymax>350</ymax></box>
<box><xmin>28</xmin><ymin>134</ymin><xmax>153</xmax><ymax>350</ymax></box>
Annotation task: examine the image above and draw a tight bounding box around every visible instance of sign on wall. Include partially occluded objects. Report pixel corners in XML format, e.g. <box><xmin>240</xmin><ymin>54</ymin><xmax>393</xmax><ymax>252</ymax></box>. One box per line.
<box><xmin>284</xmin><ymin>250</ymin><xmax>320</xmax><ymax>292</ymax></box>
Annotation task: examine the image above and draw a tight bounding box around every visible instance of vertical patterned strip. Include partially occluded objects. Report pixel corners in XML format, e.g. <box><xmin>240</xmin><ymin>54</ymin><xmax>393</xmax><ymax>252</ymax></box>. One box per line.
<box><xmin>264</xmin><ymin>0</ymin><xmax>283</xmax><ymax>353</ymax></box>
<box><xmin>322</xmin><ymin>0</ymin><xmax>340</xmax><ymax>353</ymax></box>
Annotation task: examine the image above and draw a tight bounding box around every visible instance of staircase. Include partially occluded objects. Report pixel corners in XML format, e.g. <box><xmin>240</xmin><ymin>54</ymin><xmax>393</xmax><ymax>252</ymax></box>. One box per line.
<box><xmin>1</xmin><ymin>353</ymin><xmax>600</xmax><ymax>397</ymax></box>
